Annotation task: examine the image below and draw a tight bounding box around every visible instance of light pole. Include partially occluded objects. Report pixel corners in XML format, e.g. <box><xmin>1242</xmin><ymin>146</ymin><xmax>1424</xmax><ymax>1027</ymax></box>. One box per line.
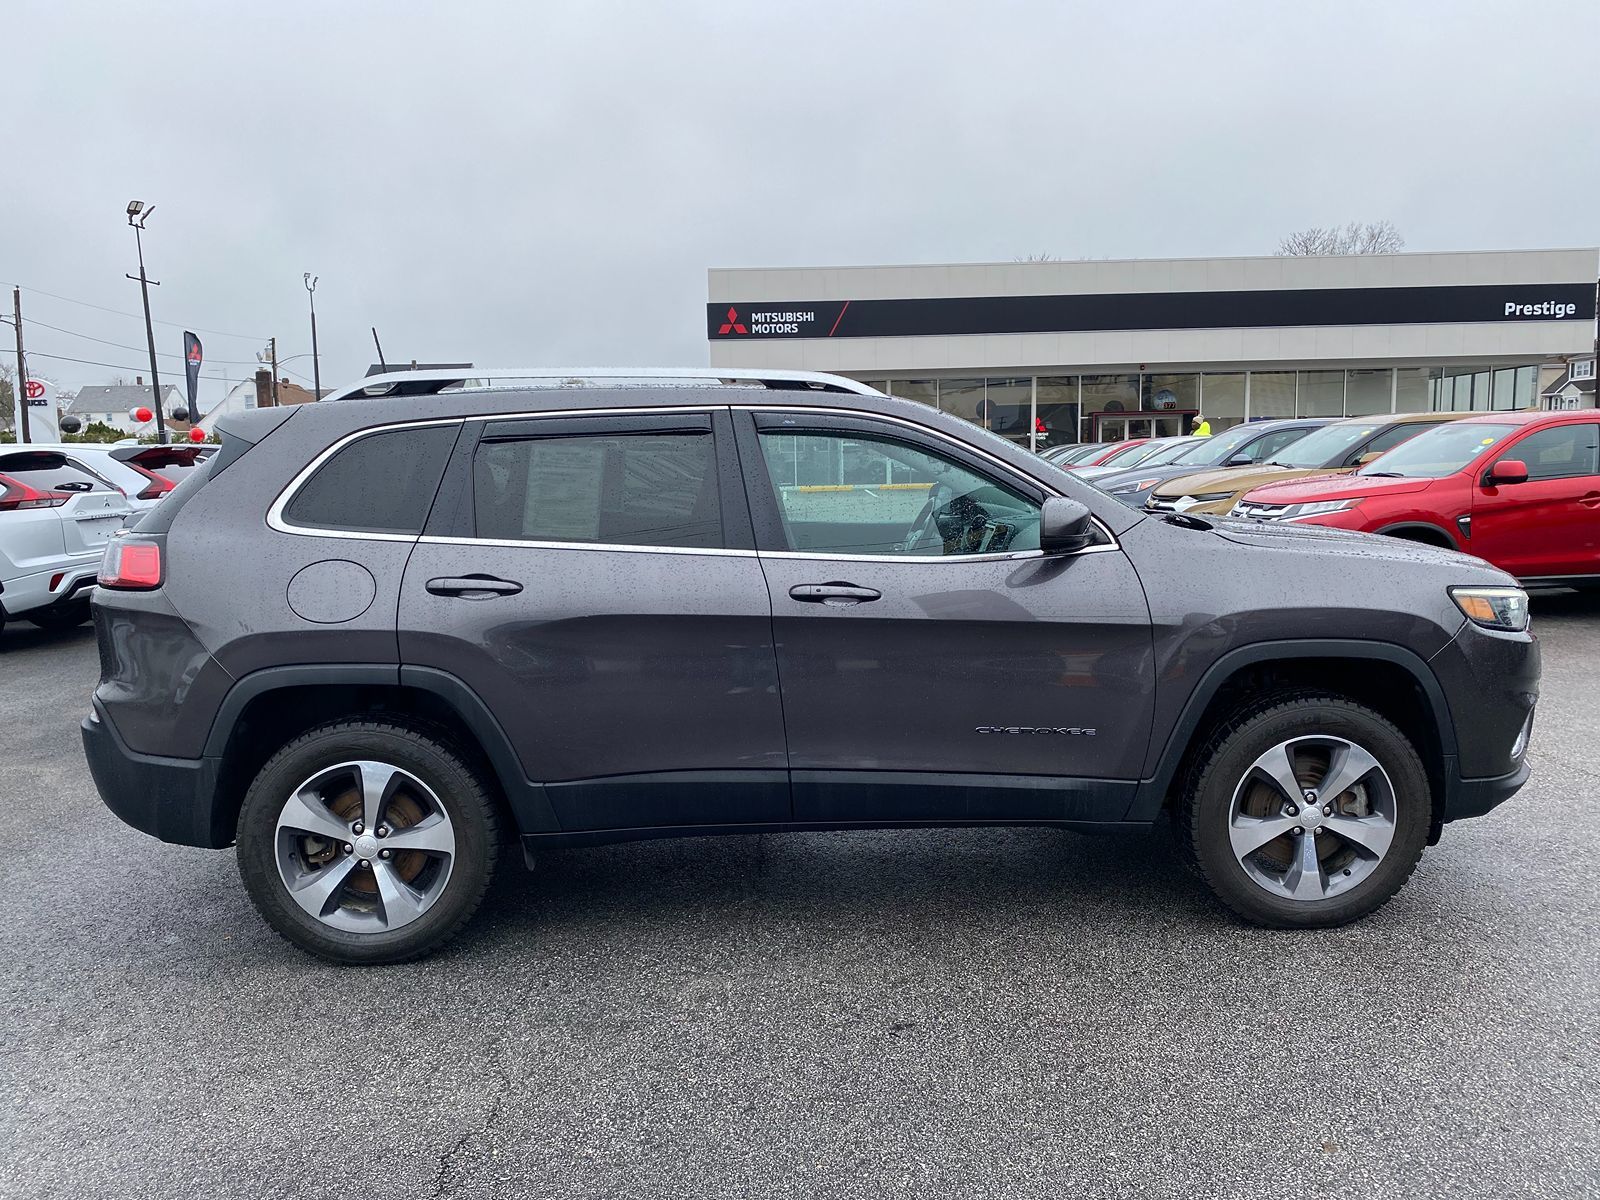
<box><xmin>125</xmin><ymin>201</ymin><xmax>166</xmax><ymax>443</ymax></box>
<box><xmin>304</xmin><ymin>274</ymin><xmax>321</xmax><ymax>399</ymax></box>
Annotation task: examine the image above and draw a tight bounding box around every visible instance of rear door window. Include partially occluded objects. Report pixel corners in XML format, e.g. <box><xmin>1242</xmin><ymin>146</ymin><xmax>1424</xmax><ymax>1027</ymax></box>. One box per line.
<box><xmin>283</xmin><ymin>424</ymin><xmax>460</xmax><ymax>535</ymax></box>
<box><xmin>472</xmin><ymin>431</ymin><xmax>722</xmax><ymax>548</ymax></box>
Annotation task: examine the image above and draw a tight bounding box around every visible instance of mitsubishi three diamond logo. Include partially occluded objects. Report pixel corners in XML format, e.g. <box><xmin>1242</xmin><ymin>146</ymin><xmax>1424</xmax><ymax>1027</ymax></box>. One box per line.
<box><xmin>717</xmin><ymin>307</ymin><xmax>748</xmax><ymax>335</ymax></box>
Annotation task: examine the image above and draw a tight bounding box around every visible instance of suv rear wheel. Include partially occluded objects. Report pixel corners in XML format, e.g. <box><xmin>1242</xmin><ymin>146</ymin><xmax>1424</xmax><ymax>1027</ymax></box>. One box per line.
<box><xmin>1180</xmin><ymin>694</ymin><xmax>1430</xmax><ymax>927</ymax></box>
<box><xmin>236</xmin><ymin>720</ymin><xmax>500</xmax><ymax>964</ymax></box>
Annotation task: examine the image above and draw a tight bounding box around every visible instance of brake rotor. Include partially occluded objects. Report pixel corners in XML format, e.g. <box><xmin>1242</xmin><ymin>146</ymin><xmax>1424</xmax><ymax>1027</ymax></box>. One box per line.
<box><xmin>1238</xmin><ymin>744</ymin><xmax>1370</xmax><ymax>870</ymax></box>
<box><xmin>314</xmin><ymin>785</ymin><xmax>430</xmax><ymax>894</ymax></box>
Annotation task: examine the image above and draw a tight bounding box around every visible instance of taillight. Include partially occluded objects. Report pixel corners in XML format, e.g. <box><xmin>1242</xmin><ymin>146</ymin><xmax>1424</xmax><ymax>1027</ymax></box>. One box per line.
<box><xmin>0</xmin><ymin>472</ymin><xmax>70</xmax><ymax>511</ymax></box>
<box><xmin>129</xmin><ymin>463</ymin><xmax>175</xmax><ymax>501</ymax></box>
<box><xmin>99</xmin><ymin>539</ymin><xmax>164</xmax><ymax>590</ymax></box>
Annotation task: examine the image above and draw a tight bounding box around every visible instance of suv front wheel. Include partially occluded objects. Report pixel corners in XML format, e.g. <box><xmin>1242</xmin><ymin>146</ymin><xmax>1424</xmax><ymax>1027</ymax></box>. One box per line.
<box><xmin>1181</xmin><ymin>694</ymin><xmax>1430</xmax><ymax>927</ymax></box>
<box><xmin>236</xmin><ymin>720</ymin><xmax>500</xmax><ymax>964</ymax></box>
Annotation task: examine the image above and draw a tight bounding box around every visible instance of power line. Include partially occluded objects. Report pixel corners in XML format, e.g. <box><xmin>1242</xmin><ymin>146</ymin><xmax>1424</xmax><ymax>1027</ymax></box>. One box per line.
<box><xmin>22</xmin><ymin>316</ymin><xmax>266</xmax><ymax>366</ymax></box>
<box><xmin>25</xmin><ymin>349</ymin><xmax>244</xmax><ymax>382</ymax></box>
<box><xmin>0</xmin><ymin>280</ymin><xmax>270</xmax><ymax>342</ymax></box>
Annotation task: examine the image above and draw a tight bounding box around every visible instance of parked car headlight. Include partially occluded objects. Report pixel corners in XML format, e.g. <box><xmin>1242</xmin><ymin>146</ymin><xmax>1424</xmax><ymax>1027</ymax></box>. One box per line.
<box><xmin>1110</xmin><ymin>477</ymin><xmax>1162</xmax><ymax>494</ymax></box>
<box><xmin>1231</xmin><ymin>497</ymin><xmax>1357</xmax><ymax>520</ymax></box>
<box><xmin>1450</xmin><ymin>586</ymin><xmax>1530</xmax><ymax>633</ymax></box>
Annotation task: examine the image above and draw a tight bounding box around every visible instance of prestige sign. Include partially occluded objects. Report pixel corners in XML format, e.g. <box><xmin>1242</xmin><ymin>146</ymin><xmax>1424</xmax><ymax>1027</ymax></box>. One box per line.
<box><xmin>708</xmin><ymin>283</ymin><xmax>1596</xmax><ymax>341</ymax></box>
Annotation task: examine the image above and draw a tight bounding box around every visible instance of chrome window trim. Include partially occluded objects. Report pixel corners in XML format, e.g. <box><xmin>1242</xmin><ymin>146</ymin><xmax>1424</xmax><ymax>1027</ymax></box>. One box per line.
<box><xmin>418</xmin><ymin>535</ymin><xmax>754</xmax><ymax>558</ymax></box>
<box><xmin>267</xmin><ymin>401</ymin><xmax>1122</xmax><ymax>559</ymax></box>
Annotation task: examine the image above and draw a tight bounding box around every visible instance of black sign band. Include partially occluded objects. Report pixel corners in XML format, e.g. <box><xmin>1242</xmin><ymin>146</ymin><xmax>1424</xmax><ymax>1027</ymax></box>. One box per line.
<box><xmin>708</xmin><ymin>283</ymin><xmax>1595</xmax><ymax>341</ymax></box>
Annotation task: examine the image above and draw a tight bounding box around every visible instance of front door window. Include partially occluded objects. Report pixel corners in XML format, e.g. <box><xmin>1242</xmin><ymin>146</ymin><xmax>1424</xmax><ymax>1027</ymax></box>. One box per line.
<box><xmin>756</xmin><ymin>430</ymin><xmax>1042</xmax><ymax>557</ymax></box>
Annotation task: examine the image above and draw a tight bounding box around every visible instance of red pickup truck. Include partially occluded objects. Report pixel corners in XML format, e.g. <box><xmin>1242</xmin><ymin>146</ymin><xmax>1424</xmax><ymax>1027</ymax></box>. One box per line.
<box><xmin>1230</xmin><ymin>411</ymin><xmax>1600</xmax><ymax>588</ymax></box>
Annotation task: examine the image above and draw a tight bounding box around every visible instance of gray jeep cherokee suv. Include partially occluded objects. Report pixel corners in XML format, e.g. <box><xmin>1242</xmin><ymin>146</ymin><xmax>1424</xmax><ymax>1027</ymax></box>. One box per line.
<box><xmin>83</xmin><ymin>369</ymin><xmax>1539</xmax><ymax>964</ymax></box>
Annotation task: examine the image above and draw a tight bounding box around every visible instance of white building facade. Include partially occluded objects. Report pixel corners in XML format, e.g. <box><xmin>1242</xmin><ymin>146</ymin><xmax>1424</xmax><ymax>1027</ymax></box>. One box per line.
<box><xmin>707</xmin><ymin>248</ymin><xmax>1598</xmax><ymax>446</ymax></box>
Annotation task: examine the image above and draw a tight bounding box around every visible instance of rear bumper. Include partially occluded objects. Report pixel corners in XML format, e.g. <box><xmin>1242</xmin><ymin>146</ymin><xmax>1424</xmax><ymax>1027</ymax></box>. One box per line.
<box><xmin>1</xmin><ymin>561</ymin><xmax>98</xmax><ymax>617</ymax></box>
<box><xmin>82</xmin><ymin>701</ymin><xmax>229</xmax><ymax>848</ymax></box>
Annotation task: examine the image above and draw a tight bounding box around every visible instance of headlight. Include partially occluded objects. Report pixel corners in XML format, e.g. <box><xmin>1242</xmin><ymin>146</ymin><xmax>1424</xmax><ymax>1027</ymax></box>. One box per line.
<box><xmin>1450</xmin><ymin>586</ymin><xmax>1530</xmax><ymax>633</ymax></box>
<box><xmin>1231</xmin><ymin>497</ymin><xmax>1357</xmax><ymax>520</ymax></box>
<box><xmin>1110</xmin><ymin>477</ymin><xmax>1162</xmax><ymax>494</ymax></box>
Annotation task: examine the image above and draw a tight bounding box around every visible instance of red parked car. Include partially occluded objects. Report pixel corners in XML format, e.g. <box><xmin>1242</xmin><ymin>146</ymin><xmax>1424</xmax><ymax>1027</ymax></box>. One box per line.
<box><xmin>1230</xmin><ymin>411</ymin><xmax>1600</xmax><ymax>587</ymax></box>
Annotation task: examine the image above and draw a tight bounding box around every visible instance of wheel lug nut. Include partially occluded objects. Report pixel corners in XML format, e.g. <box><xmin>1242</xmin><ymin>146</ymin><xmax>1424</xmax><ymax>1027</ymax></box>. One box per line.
<box><xmin>1292</xmin><ymin>827</ymin><xmax>1304</xmax><ymax>836</ymax></box>
<box><xmin>343</xmin><ymin>843</ymin><xmax>354</xmax><ymax>854</ymax></box>
<box><xmin>379</xmin><ymin>849</ymin><xmax>391</xmax><ymax>859</ymax></box>
<box><xmin>352</xmin><ymin>823</ymin><xmax>364</xmax><ymax>835</ymax></box>
<box><xmin>358</xmin><ymin>859</ymin><xmax>370</xmax><ymax>868</ymax></box>
<box><xmin>377</xmin><ymin>826</ymin><xmax>389</xmax><ymax>838</ymax></box>
<box><xmin>1287</xmin><ymin>806</ymin><xmax>1299</xmax><ymax>817</ymax></box>
<box><xmin>1323</xmin><ymin>806</ymin><xmax>1332</xmax><ymax>816</ymax></box>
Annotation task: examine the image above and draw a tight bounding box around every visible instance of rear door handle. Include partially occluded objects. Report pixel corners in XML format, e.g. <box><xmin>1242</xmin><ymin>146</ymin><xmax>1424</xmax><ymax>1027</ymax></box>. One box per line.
<box><xmin>426</xmin><ymin>575</ymin><xmax>523</xmax><ymax>598</ymax></box>
<box><xmin>1580</xmin><ymin>492</ymin><xmax>1600</xmax><ymax>509</ymax></box>
<box><xmin>788</xmin><ymin>582</ymin><xmax>882</xmax><ymax>605</ymax></box>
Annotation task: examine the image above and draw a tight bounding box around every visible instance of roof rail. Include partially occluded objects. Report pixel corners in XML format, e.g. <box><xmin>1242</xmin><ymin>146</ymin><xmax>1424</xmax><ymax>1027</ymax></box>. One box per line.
<box><xmin>320</xmin><ymin>367</ymin><xmax>885</xmax><ymax>403</ymax></box>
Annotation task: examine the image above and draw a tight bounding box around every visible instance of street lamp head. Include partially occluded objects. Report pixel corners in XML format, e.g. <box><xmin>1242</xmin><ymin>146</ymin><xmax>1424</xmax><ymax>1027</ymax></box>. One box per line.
<box><xmin>126</xmin><ymin>200</ymin><xmax>144</xmax><ymax>217</ymax></box>
<box><xmin>304</xmin><ymin>273</ymin><xmax>317</xmax><ymax>292</ymax></box>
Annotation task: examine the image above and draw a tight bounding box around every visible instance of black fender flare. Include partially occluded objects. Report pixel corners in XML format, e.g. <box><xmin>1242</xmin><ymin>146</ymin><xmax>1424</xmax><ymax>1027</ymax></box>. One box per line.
<box><xmin>1374</xmin><ymin>521</ymin><xmax>1461</xmax><ymax>550</ymax></box>
<box><xmin>1125</xmin><ymin>638</ymin><xmax>1458</xmax><ymax>821</ymax></box>
<box><xmin>203</xmin><ymin>663</ymin><xmax>558</xmax><ymax>833</ymax></box>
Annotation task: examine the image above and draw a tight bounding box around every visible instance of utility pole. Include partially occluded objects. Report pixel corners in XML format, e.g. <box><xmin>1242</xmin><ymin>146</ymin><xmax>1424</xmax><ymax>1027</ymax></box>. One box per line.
<box><xmin>125</xmin><ymin>201</ymin><xmax>166</xmax><ymax>443</ymax></box>
<box><xmin>11</xmin><ymin>288</ymin><xmax>30</xmax><ymax>443</ymax></box>
<box><xmin>304</xmin><ymin>274</ymin><xmax>321</xmax><ymax>399</ymax></box>
<box><xmin>270</xmin><ymin>337</ymin><xmax>280</xmax><ymax>406</ymax></box>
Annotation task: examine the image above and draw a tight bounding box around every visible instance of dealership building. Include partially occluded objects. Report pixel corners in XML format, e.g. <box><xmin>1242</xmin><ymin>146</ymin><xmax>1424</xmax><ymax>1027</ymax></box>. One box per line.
<box><xmin>707</xmin><ymin>248</ymin><xmax>1598</xmax><ymax>446</ymax></box>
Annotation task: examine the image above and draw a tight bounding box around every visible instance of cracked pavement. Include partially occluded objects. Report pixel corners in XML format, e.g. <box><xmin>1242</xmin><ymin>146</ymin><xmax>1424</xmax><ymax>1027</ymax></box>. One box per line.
<box><xmin>1</xmin><ymin>593</ymin><xmax>1597</xmax><ymax>1199</ymax></box>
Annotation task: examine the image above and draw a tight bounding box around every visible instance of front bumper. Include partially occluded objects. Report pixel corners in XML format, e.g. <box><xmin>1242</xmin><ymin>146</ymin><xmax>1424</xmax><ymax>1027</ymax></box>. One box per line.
<box><xmin>1442</xmin><ymin>757</ymin><xmax>1531</xmax><ymax>824</ymax></box>
<box><xmin>82</xmin><ymin>701</ymin><xmax>229</xmax><ymax>848</ymax></box>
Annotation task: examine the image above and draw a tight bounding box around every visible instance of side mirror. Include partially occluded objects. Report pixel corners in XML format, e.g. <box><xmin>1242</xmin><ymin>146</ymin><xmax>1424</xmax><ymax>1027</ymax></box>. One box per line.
<box><xmin>1487</xmin><ymin>459</ymin><xmax>1528</xmax><ymax>486</ymax></box>
<box><xmin>1354</xmin><ymin>451</ymin><xmax>1384</xmax><ymax>466</ymax></box>
<box><xmin>1225</xmin><ymin>455</ymin><xmax>1253</xmax><ymax>467</ymax></box>
<box><xmin>1039</xmin><ymin>497</ymin><xmax>1096</xmax><ymax>554</ymax></box>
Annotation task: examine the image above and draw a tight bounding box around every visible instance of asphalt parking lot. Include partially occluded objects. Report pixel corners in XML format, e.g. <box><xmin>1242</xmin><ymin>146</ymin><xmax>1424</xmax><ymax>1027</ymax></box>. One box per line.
<box><xmin>2</xmin><ymin>599</ymin><xmax>1598</xmax><ymax>1200</ymax></box>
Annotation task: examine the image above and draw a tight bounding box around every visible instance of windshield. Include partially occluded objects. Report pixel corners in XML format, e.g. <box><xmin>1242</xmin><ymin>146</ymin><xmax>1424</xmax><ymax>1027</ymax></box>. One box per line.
<box><xmin>1129</xmin><ymin>440</ymin><xmax>1195</xmax><ymax>467</ymax></box>
<box><xmin>1047</xmin><ymin>443</ymin><xmax>1103</xmax><ymax>465</ymax></box>
<box><xmin>1270</xmin><ymin>422</ymin><xmax>1385</xmax><ymax>468</ymax></box>
<box><xmin>1189</xmin><ymin>423</ymin><xmax>1266</xmax><ymax>465</ymax></box>
<box><xmin>1099</xmin><ymin>441</ymin><xmax>1159</xmax><ymax>467</ymax></box>
<box><xmin>1356</xmin><ymin>422</ymin><xmax>1516</xmax><ymax>478</ymax></box>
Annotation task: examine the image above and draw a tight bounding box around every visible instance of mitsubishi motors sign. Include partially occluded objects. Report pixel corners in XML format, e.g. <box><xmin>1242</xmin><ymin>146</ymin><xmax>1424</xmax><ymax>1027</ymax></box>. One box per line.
<box><xmin>707</xmin><ymin>283</ymin><xmax>1596</xmax><ymax>341</ymax></box>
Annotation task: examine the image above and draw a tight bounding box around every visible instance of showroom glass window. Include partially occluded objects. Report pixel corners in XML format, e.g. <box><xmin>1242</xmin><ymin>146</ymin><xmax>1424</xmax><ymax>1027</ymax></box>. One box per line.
<box><xmin>1201</xmin><ymin>374</ymin><xmax>1245</xmax><ymax>431</ymax></box>
<box><xmin>1036</xmin><ymin>377</ymin><xmax>1080</xmax><ymax>446</ymax></box>
<box><xmin>1298</xmin><ymin>371</ymin><xmax>1344</xmax><ymax>417</ymax></box>
<box><xmin>1345</xmin><ymin>369</ymin><xmax>1392</xmax><ymax>416</ymax></box>
<box><xmin>1250</xmin><ymin>372</ymin><xmax>1295</xmax><ymax>420</ymax></box>
<box><xmin>756</xmin><ymin>430</ymin><xmax>1041</xmax><ymax>557</ymax></box>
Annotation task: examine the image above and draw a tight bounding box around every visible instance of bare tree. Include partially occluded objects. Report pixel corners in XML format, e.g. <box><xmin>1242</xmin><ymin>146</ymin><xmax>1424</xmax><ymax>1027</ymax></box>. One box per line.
<box><xmin>1276</xmin><ymin>220</ymin><xmax>1405</xmax><ymax>256</ymax></box>
<box><xmin>1014</xmin><ymin>252</ymin><xmax>1061</xmax><ymax>262</ymax></box>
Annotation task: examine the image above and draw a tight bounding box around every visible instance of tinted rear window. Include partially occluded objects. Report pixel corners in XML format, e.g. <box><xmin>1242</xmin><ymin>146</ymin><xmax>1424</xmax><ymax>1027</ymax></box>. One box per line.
<box><xmin>0</xmin><ymin>452</ymin><xmax>112</xmax><ymax>492</ymax></box>
<box><xmin>284</xmin><ymin>425</ymin><xmax>459</xmax><ymax>535</ymax></box>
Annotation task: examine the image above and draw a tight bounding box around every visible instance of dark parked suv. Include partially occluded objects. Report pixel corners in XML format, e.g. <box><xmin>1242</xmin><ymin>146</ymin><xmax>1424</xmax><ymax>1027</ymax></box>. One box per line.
<box><xmin>84</xmin><ymin>369</ymin><xmax>1540</xmax><ymax>963</ymax></box>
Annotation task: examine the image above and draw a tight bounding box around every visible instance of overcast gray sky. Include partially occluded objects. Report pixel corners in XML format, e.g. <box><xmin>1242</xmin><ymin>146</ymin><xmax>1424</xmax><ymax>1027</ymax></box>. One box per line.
<box><xmin>6</xmin><ymin>0</ymin><xmax>1597</xmax><ymax>406</ymax></box>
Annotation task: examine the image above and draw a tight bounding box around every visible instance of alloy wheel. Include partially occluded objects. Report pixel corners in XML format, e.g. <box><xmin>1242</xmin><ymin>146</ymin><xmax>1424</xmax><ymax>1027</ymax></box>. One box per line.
<box><xmin>273</xmin><ymin>760</ymin><xmax>457</xmax><ymax>933</ymax></box>
<box><xmin>1227</xmin><ymin>735</ymin><xmax>1398</xmax><ymax>902</ymax></box>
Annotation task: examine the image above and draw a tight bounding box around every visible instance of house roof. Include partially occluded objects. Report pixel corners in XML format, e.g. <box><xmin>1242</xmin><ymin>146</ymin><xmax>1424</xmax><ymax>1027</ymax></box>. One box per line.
<box><xmin>1540</xmin><ymin>367</ymin><xmax>1596</xmax><ymax>396</ymax></box>
<box><xmin>66</xmin><ymin>383</ymin><xmax>181</xmax><ymax>415</ymax></box>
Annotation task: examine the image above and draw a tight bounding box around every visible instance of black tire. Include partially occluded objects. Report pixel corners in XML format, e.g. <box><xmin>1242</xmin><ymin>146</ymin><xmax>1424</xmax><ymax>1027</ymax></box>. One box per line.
<box><xmin>1178</xmin><ymin>692</ymin><xmax>1430</xmax><ymax>928</ymax></box>
<box><xmin>26</xmin><ymin>600</ymin><xmax>91</xmax><ymax>630</ymax></box>
<box><xmin>236</xmin><ymin>719</ymin><xmax>500</xmax><ymax>965</ymax></box>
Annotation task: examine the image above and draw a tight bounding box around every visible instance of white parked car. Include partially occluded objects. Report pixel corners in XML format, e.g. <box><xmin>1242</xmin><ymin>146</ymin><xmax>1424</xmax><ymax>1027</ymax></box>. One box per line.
<box><xmin>25</xmin><ymin>442</ymin><xmax>213</xmax><ymax>516</ymax></box>
<box><xmin>0</xmin><ymin>449</ymin><xmax>132</xmax><ymax>634</ymax></box>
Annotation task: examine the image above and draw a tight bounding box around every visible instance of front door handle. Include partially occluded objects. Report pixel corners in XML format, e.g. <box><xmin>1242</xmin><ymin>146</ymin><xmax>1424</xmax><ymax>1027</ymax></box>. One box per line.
<box><xmin>789</xmin><ymin>582</ymin><xmax>882</xmax><ymax>606</ymax></box>
<box><xmin>1580</xmin><ymin>492</ymin><xmax>1600</xmax><ymax>509</ymax></box>
<box><xmin>426</xmin><ymin>575</ymin><xmax>523</xmax><ymax>598</ymax></box>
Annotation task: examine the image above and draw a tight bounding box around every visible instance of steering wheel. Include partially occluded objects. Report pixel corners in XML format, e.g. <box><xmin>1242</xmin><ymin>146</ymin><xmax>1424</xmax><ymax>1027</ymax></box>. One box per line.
<box><xmin>902</xmin><ymin>482</ymin><xmax>953</xmax><ymax>552</ymax></box>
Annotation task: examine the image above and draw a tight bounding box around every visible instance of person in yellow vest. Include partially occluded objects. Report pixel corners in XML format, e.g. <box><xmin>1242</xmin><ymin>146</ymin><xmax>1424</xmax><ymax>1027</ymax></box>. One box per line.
<box><xmin>1193</xmin><ymin>417</ymin><xmax>1212</xmax><ymax>437</ymax></box>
